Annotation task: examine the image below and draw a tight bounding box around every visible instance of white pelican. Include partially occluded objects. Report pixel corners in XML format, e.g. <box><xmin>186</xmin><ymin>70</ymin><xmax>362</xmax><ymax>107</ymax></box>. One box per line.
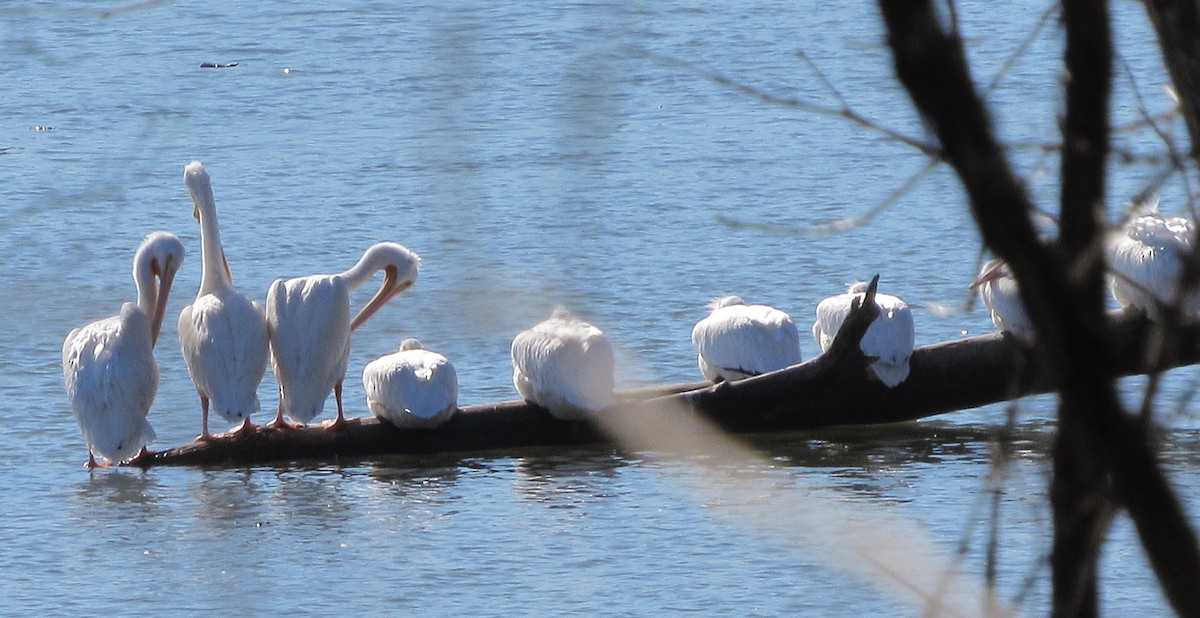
<box><xmin>690</xmin><ymin>295</ymin><xmax>802</xmax><ymax>382</ymax></box>
<box><xmin>813</xmin><ymin>282</ymin><xmax>915</xmax><ymax>388</ymax></box>
<box><xmin>62</xmin><ymin>231</ymin><xmax>185</xmax><ymax>467</ymax></box>
<box><xmin>511</xmin><ymin>306</ymin><xmax>616</xmax><ymax>420</ymax></box>
<box><xmin>177</xmin><ymin>161</ymin><xmax>270</xmax><ymax>440</ymax></box>
<box><xmin>970</xmin><ymin>258</ymin><xmax>1035</xmax><ymax>343</ymax></box>
<box><xmin>362</xmin><ymin>338</ymin><xmax>458</xmax><ymax>429</ymax></box>
<box><xmin>265</xmin><ymin>242</ymin><xmax>420</xmax><ymax>429</ymax></box>
<box><xmin>1106</xmin><ymin>207</ymin><xmax>1199</xmax><ymax>320</ymax></box>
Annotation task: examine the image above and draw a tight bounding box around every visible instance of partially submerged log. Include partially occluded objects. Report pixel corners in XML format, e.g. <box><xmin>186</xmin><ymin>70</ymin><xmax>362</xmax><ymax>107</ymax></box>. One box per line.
<box><xmin>133</xmin><ymin>302</ymin><xmax>1200</xmax><ymax>468</ymax></box>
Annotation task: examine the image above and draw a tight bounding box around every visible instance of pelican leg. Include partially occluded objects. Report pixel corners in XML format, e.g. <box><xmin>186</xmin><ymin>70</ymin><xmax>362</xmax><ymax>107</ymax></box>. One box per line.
<box><xmin>267</xmin><ymin>390</ymin><xmax>296</xmax><ymax>430</ymax></box>
<box><xmin>325</xmin><ymin>380</ymin><xmax>348</xmax><ymax>430</ymax></box>
<box><xmin>85</xmin><ymin>451</ymin><xmax>98</xmax><ymax>469</ymax></box>
<box><xmin>197</xmin><ymin>394</ymin><xmax>215</xmax><ymax>442</ymax></box>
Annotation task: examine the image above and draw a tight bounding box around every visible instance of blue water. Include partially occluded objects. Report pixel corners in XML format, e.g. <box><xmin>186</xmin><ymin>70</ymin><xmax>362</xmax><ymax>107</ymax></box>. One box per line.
<box><xmin>2</xmin><ymin>0</ymin><xmax>1197</xmax><ymax>614</ymax></box>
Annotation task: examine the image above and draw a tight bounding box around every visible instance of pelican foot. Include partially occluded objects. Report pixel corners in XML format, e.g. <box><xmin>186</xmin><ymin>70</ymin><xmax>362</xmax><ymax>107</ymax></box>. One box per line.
<box><xmin>266</xmin><ymin>417</ymin><xmax>297</xmax><ymax>430</ymax></box>
<box><xmin>85</xmin><ymin>455</ymin><xmax>111</xmax><ymax>469</ymax></box>
<box><xmin>126</xmin><ymin>446</ymin><xmax>155</xmax><ymax>465</ymax></box>
<box><xmin>225</xmin><ymin>417</ymin><xmax>257</xmax><ymax>437</ymax></box>
<box><xmin>323</xmin><ymin>416</ymin><xmax>357</xmax><ymax>431</ymax></box>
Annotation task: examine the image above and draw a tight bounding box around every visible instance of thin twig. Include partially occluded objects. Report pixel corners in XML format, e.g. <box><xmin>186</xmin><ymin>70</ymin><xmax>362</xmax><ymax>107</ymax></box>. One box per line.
<box><xmin>632</xmin><ymin>49</ymin><xmax>941</xmax><ymax>157</ymax></box>
<box><xmin>713</xmin><ymin>158</ymin><xmax>939</xmax><ymax>235</ymax></box>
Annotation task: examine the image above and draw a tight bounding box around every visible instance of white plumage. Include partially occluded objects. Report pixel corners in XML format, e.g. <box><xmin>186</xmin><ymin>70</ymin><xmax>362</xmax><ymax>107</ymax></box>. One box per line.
<box><xmin>812</xmin><ymin>282</ymin><xmax>915</xmax><ymax>388</ymax></box>
<box><xmin>970</xmin><ymin>258</ymin><xmax>1034</xmax><ymax>342</ymax></box>
<box><xmin>266</xmin><ymin>242</ymin><xmax>420</xmax><ymax>428</ymax></box>
<box><xmin>62</xmin><ymin>231</ymin><xmax>185</xmax><ymax>467</ymax></box>
<box><xmin>363</xmin><ymin>338</ymin><xmax>458</xmax><ymax>429</ymax></box>
<box><xmin>511</xmin><ymin>306</ymin><xmax>616</xmax><ymax>420</ymax></box>
<box><xmin>177</xmin><ymin>161</ymin><xmax>270</xmax><ymax>440</ymax></box>
<box><xmin>690</xmin><ymin>295</ymin><xmax>802</xmax><ymax>382</ymax></box>
<box><xmin>1106</xmin><ymin>206</ymin><xmax>1199</xmax><ymax>320</ymax></box>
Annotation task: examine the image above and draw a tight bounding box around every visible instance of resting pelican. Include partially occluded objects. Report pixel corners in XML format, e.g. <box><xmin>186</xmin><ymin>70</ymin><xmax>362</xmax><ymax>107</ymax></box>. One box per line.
<box><xmin>690</xmin><ymin>296</ymin><xmax>802</xmax><ymax>382</ymax></box>
<box><xmin>266</xmin><ymin>242</ymin><xmax>420</xmax><ymax>429</ymax></box>
<box><xmin>62</xmin><ymin>232</ymin><xmax>185</xmax><ymax>467</ymax></box>
<box><xmin>970</xmin><ymin>258</ymin><xmax>1035</xmax><ymax>343</ymax></box>
<box><xmin>813</xmin><ymin>281</ymin><xmax>915</xmax><ymax>388</ymax></box>
<box><xmin>1106</xmin><ymin>207</ymin><xmax>1199</xmax><ymax>320</ymax></box>
<box><xmin>177</xmin><ymin>161</ymin><xmax>270</xmax><ymax>440</ymax></box>
<box><xmin>511</xmin><ymin>306</ymin><xmax>616</xmax><ymax>420</ymax></box>
<box><xmin>362</xmin><ymin>338</ymin><xmax>458</xmax><ymax>429</ymax></box>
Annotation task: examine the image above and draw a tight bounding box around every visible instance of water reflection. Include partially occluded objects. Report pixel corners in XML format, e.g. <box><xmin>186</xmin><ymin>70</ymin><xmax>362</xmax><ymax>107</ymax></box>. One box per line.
<box><xmin>511</xmin><ymin>447</ymin><xmax>631</xmax><ymax>508</ymax></box>
<box><xmin>188</xmin><ymin>468</ymin><xmax>268</xmax><ymax>531</ymax></box>
<box><xmin>71</xmin><ymin>467</ymin><xmax>165</xmax><ymax>519</ymax></box>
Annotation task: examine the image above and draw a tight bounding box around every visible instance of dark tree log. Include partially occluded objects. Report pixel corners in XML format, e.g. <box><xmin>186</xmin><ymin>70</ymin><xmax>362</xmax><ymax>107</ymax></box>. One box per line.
<box><xmin>132</xmin><ymin>311</ymin><xmax>1200</xmax><ymax>468</ymax></box>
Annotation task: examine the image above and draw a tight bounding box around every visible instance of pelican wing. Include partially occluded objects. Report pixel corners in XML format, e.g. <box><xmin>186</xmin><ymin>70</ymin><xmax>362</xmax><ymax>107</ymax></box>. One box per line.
<box><xmin>63</xmin><ymin>304</ymin><xmax>158</xmax><ymax>462</ymax></box>
<box><xmin>980</xmin><ymin>276</ymin><xmax>1034</xmax><ymax>340</ymax></box>
<box><xmin>363</xmin><ymin>348</ymin><xmax>458</xmax><ymax>428</ymax></box>
<box><xmin>812</xmin><ymin>293</ymin><xmax>854</xmax><ymax>353</ymax></box>
<box><xmin>859</xmin><ymin>294</ymin><xmax>914</xmax><ymax>364</ymax></box>
<box><xmin>266</xmin><ymin>276</ymin><xmax>352</xmax><ymax>424</ymax></box>
<box><xmin>179</xmin><ymin>290</ymin><xmax>269</xmax><ymax>422</ymax></box>
<box><xmin>692</xmin><ymin>304</ymin><xmax>801</xmax><ymax>380</ymax></box>
<box><xmin>511</xmin><ymin>317</ymin><xmax>615</xmax><ymax>418</ymax></box>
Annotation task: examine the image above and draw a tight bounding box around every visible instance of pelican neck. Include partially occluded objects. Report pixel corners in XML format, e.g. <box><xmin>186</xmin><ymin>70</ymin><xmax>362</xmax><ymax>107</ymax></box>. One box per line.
<box><xmin>196</xmin><ymin>197</ymin><xmax>232</xmax><ymax>297</ymax></box>
<box><xmin>338</xmin><ymin>245</ymin><xmax>393</xmax><ymax>292</ymax></box>
<box><xmin>132</xmin><ymin>252</ymin><xmax>158</xmax><ymax>317</ymax></box>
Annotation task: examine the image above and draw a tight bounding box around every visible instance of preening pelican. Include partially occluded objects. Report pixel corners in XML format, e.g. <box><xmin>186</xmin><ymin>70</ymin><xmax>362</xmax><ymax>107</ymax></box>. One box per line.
<box><xmin>177</xmin><ymin>161</ymin><xmax>270</xmax><ymax>440</ymax></box>
<box><xmin>511</xmin><ymin>306</ymin><xmax>616</xmax><ymax>420</ymax></box>
<box><xmin>266</xmin><ymin>242</ymin><xmax>420</xmax><ymax>428</ymax></box>
<box><xmin>362</xmin><ymin>338</ymin><xmax>458</xmax><ymax>429</ymax></box>
<box><xmin>690</xmin><ymin>296</ymin><xmax>802</xmax><ymax>382</ymax></box>
<box><xmin>1106</xmin><ymin>206</ymin><xmax>1199</xmax><ymax>320</ymax></box>
<box><xmin>62</xmin><ymin>232</ymin><xmax>184</xmax><ymax>467</ymax></box>
<box><xmin>970</xmin><ymin>258</ymin><xmax>1034</xmax><ymax>343</ymax></box>
<box><xmin>813</xmin><ymin>282</ymin><xmax>915</xmax><ymax>388</ymax></box>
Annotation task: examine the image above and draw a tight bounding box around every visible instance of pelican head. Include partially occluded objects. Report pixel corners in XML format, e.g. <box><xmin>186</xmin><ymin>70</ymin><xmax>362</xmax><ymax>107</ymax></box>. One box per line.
<box><xmin>969</xmin><ymin>258</ymin><xmax>1009</xmax><ymax>291</ymax></box>
<box><xmin>400</xmin><ymin>338</ymin><xmax>424</xmax><ymax>351</ymax></box>
<box><xmin>348</xmin><ymin>242</ymin><xmax>421</xmax><ymax>330</ymax></box>
<box><xmin>184</xmin><ymin>160</ymin><xmax>213</xmax><ymax>222</ymax></box>
<box><xmin>133</xmin><ymin>231</ymin><xmax>186</xmax><ymax>345</ymax></box>
<box><xmin>707</xmin><ymin>295</ymin><xmax>745</xmax><ymax>311</ymax></box>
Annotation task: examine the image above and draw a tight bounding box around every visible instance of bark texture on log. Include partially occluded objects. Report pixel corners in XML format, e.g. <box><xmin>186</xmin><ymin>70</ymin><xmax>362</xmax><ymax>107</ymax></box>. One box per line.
<box><xmin>133</xmin><ymin>311</ymin><xmax>1200</xmax><ymax>468</ymax></box>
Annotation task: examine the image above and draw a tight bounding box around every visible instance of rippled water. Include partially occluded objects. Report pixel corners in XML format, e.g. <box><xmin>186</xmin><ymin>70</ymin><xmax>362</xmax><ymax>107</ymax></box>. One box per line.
<box><xmin>2</xmin><ymin>0</ymin><xmax>1198</xmax><ymax>614</ymax></box>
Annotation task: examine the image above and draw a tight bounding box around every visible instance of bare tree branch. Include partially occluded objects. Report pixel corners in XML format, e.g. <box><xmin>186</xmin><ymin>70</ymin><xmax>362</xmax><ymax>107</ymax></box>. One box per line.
<box><xmin>877</xmin><ymin>0</ymin><xmax>1200</xmax><ymax>614</ymax></box>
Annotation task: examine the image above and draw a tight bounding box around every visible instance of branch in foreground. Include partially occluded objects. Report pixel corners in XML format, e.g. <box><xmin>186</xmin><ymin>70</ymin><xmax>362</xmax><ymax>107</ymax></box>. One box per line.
<box><xmin>133</xmin><ymin>312</ymin><xmax>1200</xmax><ymax>468</ymax></box>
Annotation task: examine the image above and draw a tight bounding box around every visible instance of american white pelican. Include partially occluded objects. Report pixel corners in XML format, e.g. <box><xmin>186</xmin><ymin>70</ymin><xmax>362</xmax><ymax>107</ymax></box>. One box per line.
<box><xmin>362</xmin><ymin>338</ymin><xmax>458</xmax><ymax>429</ymax></box>
<box><xmin>690</xmin><ymin>296</ymin><xmax>802</xmax><ymax>382</ymax></box>
<box><xmin>813</xmin><ymin>281</ymin><xmax>915</xmax><ymax>388</ymax></box>
<box><xmin>970</xmin><ymin>258</ymin><xmax>1035</xmax><ymax>342</ymax></box>
<box><xmin>177</xmin><ymin>161</ymin><xmax>270</xmax><ymax>440</ymax></box>
<box><xmin>266</xmin><ymin>242</ymin><xmax>420</xmax><ymax>429</ymax></box>
<box><xmin>1106</xmin><ymin>207</ymin><xmax>1199</xmax><ymax>320</ymax></box>
<box><xmin>62</xmin><ymin>231</ymin><xmax>185</xmax><ymax>467</ymax></box>
<box><xmin>511</xmin><ymin>306</ymin><xmax>616</xmax><ymax>420</ymax></box>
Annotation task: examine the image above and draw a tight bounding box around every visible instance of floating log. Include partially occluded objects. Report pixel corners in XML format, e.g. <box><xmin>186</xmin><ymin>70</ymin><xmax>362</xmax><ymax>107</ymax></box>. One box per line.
<box><xmin>132</xmin><ymin>304</ymin><xmax>1200</xmax><ymax>468</ymax></box>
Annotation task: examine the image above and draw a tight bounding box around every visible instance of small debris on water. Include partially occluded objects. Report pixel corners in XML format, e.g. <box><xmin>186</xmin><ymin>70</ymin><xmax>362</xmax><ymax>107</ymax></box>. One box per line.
<box><xmin>200</xmin><ymin>62</ymin><xmax>239</xmax><ymax>69</ymax></box>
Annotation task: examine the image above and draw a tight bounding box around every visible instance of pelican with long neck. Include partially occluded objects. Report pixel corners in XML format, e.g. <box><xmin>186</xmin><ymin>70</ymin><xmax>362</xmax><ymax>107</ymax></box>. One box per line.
<box><xmin>177</xmin><ymin>160</ymin><xmax>270</xmax><ymax>441</ymax></box>
<box><xmin>266</xmin><ymin>242</ymin><xmax>420</xmax><ymax>429</ymax></box>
